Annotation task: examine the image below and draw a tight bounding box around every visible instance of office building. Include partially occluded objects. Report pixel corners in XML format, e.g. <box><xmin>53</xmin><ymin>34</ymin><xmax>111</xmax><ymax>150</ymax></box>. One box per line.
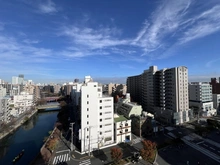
<box><xmin>12</xmin><ymin>76</ymin><xmax>19</xmax><ymax>85</ymax></box>
<box><xmin>73</xmin><ymin>76</ymin><xmax>115</xmax><ymax>154</ymax></box>
<box><xmin>127</xmin><ymin>66</ymin><xmax>190</xmax><ymax>125</ymax></box>
<box><xmin>189</xmin><ymin>82</ymin><xmax>216</xmax><ymax>116</ymax></box>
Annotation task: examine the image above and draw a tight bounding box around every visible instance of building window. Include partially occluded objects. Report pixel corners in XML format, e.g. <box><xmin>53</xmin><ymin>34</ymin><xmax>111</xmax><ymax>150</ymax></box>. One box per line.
<box><xmin>100</xmin><ymin>125</ymin><xmax>102</xmax><ymax>128</ymax></box>
<box><xmin>87</xmin><ymin>136</ymin><xmax>89</xmax><ymax>139</ymax></box>
<box><xmin>125</xmin><ymin>129</ymin><xmax>128</xmax><ymax>132</ymax></box>
<box><xmin>87</xmin><ymin>128</ymin><xmax>89</xmax><ymax>131</ymax></box>
<box><xmin>87</xmin><ymin>115</ymin><xmax>89</xmax><ymax>118</ymax></box>
<box><xmin>105</xmin><ymin>130</ymin><xmax>111</xmax><ymax>133</ymax></box>
<box><xmin>87</xmin><ymin>121</ymin><xmax>89</xmax><ymax>125</ymax></box>
<box><xmin>100</xmin><ymin>112</ymin><xmax>102</xmax><ymax>115</ymax></box>
<box><xmin>87</xmin><ymin>95</ymin><xmax>89</xmax><ymax>98</ymax></box>
<box><xmin>100</xmin><ymin>100</ymin><xmax>102</xmax><ymax>103</ymax></box>
<box><xmin>100</xmin><ymin>106</ymin><xmax>102</xmax><ymax>109</ymax></box>
<box><xmin>87</xmin><ymin>101</ymin><xmax>89</xmax><ymax>104</ymax></box>
<box><xmin>100</xmin><ymin>119</ymin><xmax>102</xmax><ymax>122</ymax></box>
<box><xmin>100</xmin><ymin>132</ymin><xmax>102</xmax><ymax>135</ymax></box>
<box><xmin>87</xmin><ymin>108</ymin><xmax>89</xmax><ymax>111</ymax></box>
<box><xmin>105</xmin><ymin>137</ymin><xmax>112</xmax><ymax>141</ymax></box>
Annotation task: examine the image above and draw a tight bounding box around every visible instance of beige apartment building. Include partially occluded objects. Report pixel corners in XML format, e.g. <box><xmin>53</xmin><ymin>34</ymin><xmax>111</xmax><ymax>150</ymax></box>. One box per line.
<box><xmin>127</xmin><ymin>66</ymin><xmax>191</xmax><ymax>125</ymax></box>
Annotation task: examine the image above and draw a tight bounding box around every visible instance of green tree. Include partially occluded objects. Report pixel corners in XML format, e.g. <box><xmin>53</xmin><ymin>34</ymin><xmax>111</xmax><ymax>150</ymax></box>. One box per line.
<box><xmin>111</xmin><ymin>147</ymin><xmax>123</xmax><ymax>163</ymax></box>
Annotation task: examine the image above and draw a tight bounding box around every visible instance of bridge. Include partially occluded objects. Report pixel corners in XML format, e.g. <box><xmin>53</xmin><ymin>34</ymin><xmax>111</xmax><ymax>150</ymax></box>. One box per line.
<box><xmin>37</xmin><ymin>104</ymin><xmax>60</xmax><ymax>111</ymax></box>
<box><xmin>44</xmin><ymin>97</ymin><xmax>60</xmax><ymax>102</ymax></box>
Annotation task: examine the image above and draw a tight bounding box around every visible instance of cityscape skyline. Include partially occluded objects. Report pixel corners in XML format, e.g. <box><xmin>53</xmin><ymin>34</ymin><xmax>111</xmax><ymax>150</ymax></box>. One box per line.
<box><xmin>1</xmin><ymin>0</ymin><xmax>220</xmax><ymax>83</ymax></box>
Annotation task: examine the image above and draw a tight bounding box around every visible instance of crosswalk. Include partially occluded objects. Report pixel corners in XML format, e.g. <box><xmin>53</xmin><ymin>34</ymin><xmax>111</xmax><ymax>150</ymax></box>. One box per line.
<box><xmin>133</xmin><ymin>137</ymin><xmax>142</xmax><ymax>144</ymax></box>
<box><xmin>79</xmin><ymin>159</ymin><xmax>91</xmax><ymax>165</ymax></box>
<box><xmin>53</xmin><ymin>153</ymin><xmax>70</xmax><ymax>165</ymax></box>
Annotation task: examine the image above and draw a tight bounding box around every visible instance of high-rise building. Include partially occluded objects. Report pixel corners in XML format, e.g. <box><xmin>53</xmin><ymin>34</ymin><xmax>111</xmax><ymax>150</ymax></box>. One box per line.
<box><xmin>73</xmin><ymin>76</ymin><xmax>114</xmax><ymax>153</ymax></box>
<box><xmin>127</xmin><ymin>65</ymin><xmax>190</xmax><ymax>125</ymax></box>
<box><xmin>127</xmin><ymin>75</ymin><xmax>142</xmax><ymax>103</ymax></box>
<box><xmin>189</xmin><ymin>82</ymin><xmax>216</xmax><ymax>117</ymax></box>
<box><xmin>12</xmin><ymin>76</ymin><xmax>19</xmax><ymax>85</ymax></box>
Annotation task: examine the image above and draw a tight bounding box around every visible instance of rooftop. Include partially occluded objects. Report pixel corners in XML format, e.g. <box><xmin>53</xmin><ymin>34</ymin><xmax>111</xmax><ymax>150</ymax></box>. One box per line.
<box><xmin>114</xmin><ymin>114</ymin><xmax>128</xmax><ymax>122</ymax></box>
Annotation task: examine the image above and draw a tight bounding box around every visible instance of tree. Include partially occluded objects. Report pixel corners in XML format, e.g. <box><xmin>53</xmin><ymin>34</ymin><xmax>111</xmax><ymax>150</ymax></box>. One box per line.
<box><xmin>111</xmin><ymin>147</ymin><xmax>123</xmax><ymax>163</ymax></box>
<box><xmin>140</xmin><ymin>140</ymin><xmax>156</xmax><ymax>162</ymax></box>
<box><xmin>46</xmin><ymin>138</ymin><xmax>58</xmax><ymax>151</ymax></box>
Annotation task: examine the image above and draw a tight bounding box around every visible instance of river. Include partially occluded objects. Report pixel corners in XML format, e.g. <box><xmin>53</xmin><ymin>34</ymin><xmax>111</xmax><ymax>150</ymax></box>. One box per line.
<box><xmin>0</xmin><ymin>111</ymin><xmax>58</xmax><ymax>165</ymax></box>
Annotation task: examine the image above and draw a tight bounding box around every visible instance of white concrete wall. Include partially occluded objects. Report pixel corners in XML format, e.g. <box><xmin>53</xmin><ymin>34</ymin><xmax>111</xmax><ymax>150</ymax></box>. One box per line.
<box><xmin>114</xmin><ymin>120</ymin><xmax>131</xmax><ymax>143</ymax></box>
<box><xmin>79</xmin><ymin>78</ymin><xmax>114</xmax><ymax>153</ymax></box>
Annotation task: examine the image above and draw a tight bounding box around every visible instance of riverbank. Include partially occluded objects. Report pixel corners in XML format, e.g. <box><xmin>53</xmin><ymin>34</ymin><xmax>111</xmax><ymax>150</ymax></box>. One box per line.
<box><xmin>0</xmin><ymin>108</ymin><xmax>38</xmax><ymax>141</ymax></box>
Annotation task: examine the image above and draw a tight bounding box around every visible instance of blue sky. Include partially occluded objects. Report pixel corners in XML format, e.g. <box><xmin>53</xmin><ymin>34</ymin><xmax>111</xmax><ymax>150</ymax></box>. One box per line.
<box><xmin>0</xmin><ymin>0</ymin><xmax>220</xmax><ymax>84</ymax></box>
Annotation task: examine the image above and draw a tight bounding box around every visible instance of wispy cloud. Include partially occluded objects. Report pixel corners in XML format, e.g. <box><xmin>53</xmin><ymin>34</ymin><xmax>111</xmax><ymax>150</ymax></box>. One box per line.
<box><xmin>206</xmin><ymin>58</ymin><xmax>220</xmax><ymax>67</ymax></box>
<box><xmin>179</xmin><ymin>5</ymin><xmax>220</xmax><ymax>44</ymax></box>
<box><xmin>132</xmin><ymin>0</ymin><xmax>220</xmax><ymax>59</ymax></box>
<box><xmin>133</xmin><ymin>0</ymin><xmax>192</xmax><ymax>54</ymax></box>
<box><xmin>38</xmin><ymin>0</ymin><xmax>57</xmax><ymax>14</ymax></box>
<box><xmin>61</xmin><ymin>25</ymin><xmax>129</xmax><ymax>49</ymax></box>
<box><xmin>23</xmin><ymin>39</ymin><xmax>40</xmax><ymax>44</ymax></box>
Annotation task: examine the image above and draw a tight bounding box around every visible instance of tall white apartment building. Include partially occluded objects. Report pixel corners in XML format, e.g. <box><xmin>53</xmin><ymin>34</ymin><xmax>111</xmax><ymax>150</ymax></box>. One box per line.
<box><xmin>74</xmin><ymin>76</ymin><xmax>114</xmax><ymax>153</ymax></box>
<box><xmin>12</xmin><ymin>76</ymin><xmax>19</xmax><ymax>85</ymax></box>
<box><xmin>127</xmin><ymin>66</ymin><xmax>190</xmax><ymax>125</ymax></box>
<box><xmin>189</xmin><ymin>82</ymin><xmax>216</xmax><ymax>116</ymax></box>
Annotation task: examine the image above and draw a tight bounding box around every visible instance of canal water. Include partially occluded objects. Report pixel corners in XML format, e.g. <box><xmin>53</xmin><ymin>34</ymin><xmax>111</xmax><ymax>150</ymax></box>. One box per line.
<box><xmin>0</xmin><ymin>111</ymin><xmax>58</xmax><ymax>165</ymax></box>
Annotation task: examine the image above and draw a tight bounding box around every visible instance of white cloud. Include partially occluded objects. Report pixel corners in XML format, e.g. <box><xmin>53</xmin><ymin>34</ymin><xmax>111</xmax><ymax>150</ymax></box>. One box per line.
<box><xmin>38</xmin><ymin>0</ymin><xmax>57</xmax><ymax>14</ymax></box>
<box><xmin>179</xmin><ymin>5</ymin><xmax>220</xmax><ymax>44</ymax></box>
<box><xmin>132</xmin><ymin>0</ymin><xmax>220</xmax><ymax>60</ymax></box>
<box><xmin>23</xmin><ymin>39</ymin><xmax>40</xmax><ymax>44</ymax></box>
<box><xmin>134</xmin><ymin>0</ymin><xmax>192</xmax><ymax>54</ymax></box>
<box><xmin>206</xmin><ymin>58</ymin><xmax>220</xmax><ymax>67</ymax></box>
<box><xmin>61</xmin><ymin>26</ymin><xmax>130</xmax><ymax>49</ymax></box>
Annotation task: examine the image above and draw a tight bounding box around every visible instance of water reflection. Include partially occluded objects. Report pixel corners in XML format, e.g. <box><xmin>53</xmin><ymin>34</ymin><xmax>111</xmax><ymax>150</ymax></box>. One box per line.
<box><xmin>0</xmin><ymin>111</ymin><xmax>58</xmax><ymax>165</ymax></box>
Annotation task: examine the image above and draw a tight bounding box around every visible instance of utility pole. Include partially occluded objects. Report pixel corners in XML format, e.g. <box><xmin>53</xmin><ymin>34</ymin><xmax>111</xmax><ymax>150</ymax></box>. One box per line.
<box><xmin>139</xmin><ymin>117</ymin><xmax>142</xmax><ymax>138</ymax></box>
<box><xmin>70</xmin><ymin>122</ymin><xmax>75</xmax><ymax>151</ymax></box>
<box><xmin>88</xmin><ymin>126</ymin><xmax>91</xmax><ymax>156</ymax></box>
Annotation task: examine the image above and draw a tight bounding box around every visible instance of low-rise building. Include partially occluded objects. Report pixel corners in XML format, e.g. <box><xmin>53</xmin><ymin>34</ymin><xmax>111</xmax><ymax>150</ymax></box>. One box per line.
<box><xmin>116</xmin><ymin>93</ymin><xmax>142</xmax><ymax>118</ymax></box>
<box><xmin>114</xmin><ymin>114</ymin><xmax>131</xmax><ymax>143</ymax></box>
<box><xmin>12</xmin><ymin>92</ymin><xmax>34</xmax><ymax>114</ymax></box>
<box><xmin>0</xmin><ymin>97</ymin><xmax>11</xmax><ymax>123</ymax></box>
